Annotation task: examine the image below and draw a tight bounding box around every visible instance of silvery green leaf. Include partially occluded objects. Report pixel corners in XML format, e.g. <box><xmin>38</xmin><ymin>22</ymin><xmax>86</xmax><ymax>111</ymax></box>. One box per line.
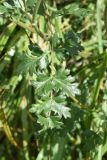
<box><xmin>37</xmin><ymin>115</ymin><xmax>63</xmax><ymax>129</ymax></box>
<box><xmin>17</xmin><ymin>53</ymin><xmax>37</xmax><ymax>74</ymax></box>
<box><xmin>3</xmin><ymin>2</ymin><xmax>13</xmax><ymax>9</ymax></box>
<box><xmin>32</xmin><ymin>77</ymin><xmax>52</xmax><ymax>94</ymax></box>
<box><xmin>69</xmin><ymin>83</ymin><xmax>81</xmax><ymax>96</ymax></box>
<box><xmin>39</xmin><ymin>56</ymin><xmax>47</xmax><ymax>69</ymax></box>
<box><xmin>51</xmin><ymin>101</ymin><xmax>71</xmax><ymax>119</ymax></box>
<box><xmin>12</xmin><ymin>0</ymin><xmax>20</xmax><ymax>8</ymax></box>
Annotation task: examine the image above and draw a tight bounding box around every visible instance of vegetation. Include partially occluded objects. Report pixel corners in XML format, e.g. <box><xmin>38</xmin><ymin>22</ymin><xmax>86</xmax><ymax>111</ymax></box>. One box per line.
<box><xmin>0</xmin><ymin>0</ymin><xmax>107</xmax><ymax>159</ymax></box>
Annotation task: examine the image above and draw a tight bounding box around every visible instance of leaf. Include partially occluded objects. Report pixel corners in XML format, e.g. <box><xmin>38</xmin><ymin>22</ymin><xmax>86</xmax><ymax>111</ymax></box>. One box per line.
<box><xmin>12</xmin><ymin>0</ymin><xmax>25</xmax><ymax>10</ymax></box>
<box><xmin>0</xmin><ymin>5</ymin><xmax>7</xmax><ymax>14</ymax></box>
<box><xmin>83</xmin><ymin>130</ymin><xmax>102</xmax><ymax>152</ymax></box>
<box><xmin>17</xmin><ymin>53</ymin><xmax>37</xmax><ymax>74</ymax></box>
<box><xmin>32</xmin><ymin>73</ymin><xmax>52</xmax><ymax>94</ymax></box>
<box><xmin>51</xmin><ymin>100</ymin><xmax>71</xmax><ymax>119</ymax></box>
<box><xmin>37</xmin><ymin>115</ymin><xmax>63</xmax><ymax>130</ymax></box>
<box><xmin>27</xmin><ymin>0</ymin><xmax>36</xmax><ymax>7</ymax></box>
<box><xmin>52</xmin><ymin>3</ymin><xmax>90</xmax><ymax>18</ymax></box>
<box><xmin>32</xmin><ymin>69</ymin><xmax>80</xmax><ymax>96</ymax></box>
<box><xmin>36</xmin><ymin>149</ymin><xmax>44</xmax><ymax>160</ymax></box>
<box><xmin>102</xmin><ymin>101</ymin><xmax>107</xmax><ymax>115</ymax></box>
<box><xmin>37</xmin><ymin>115</ymin><xmax>49</xmax><ymax>130</ymax></box>
<box><xmin>64</xmin><ymin>3</ymin><xmax>79</xmax><ymax>12</ymax></box>
<box><xmin>54</xmin><ymin>70</ymin><xmax>80</xmax><ymax>96</ymax></box>
<box><xmin>39</xmin><ymin>56</ymin><xmax>47</xmax><ymax>69</ymax></box>
<box><xmin>12</xmin><ymin>0</ymin><xmax>21</xmax><ymax>8</ymax></box>
<box><xmin>54</xmin><ymin>30</ymin><xmax>84</xmax><ymax>56</ymax></box>
<box><xmin>3</xmin><ymin>2</ymin><xmax>13</xmax><ymax>9</ymax></box>
<box><xmin>50</xmin><ymin>116</ymin><xmax>63</xmax><ymax>128</ymax></box>
<box><xmin>54</xmin><ymin>95</ymin><xmax>66</xmax><ymax>103</ymax></box>
<box><xmin>30</xmin><ymin>99</ymin><xmax>71</xmax><ymax>119</ymax></box>
<box><xmin>64</xmin><ymin>3</ymin><xmax>90</xmax><ymax>17</ymax></box>
<box><xmin>63</xmin><ymin>30</ymin><xmax>84</xmax><ymax>55</ymax></box>
<box><xmin>38</xmin><ymin>1</ymin><xmax>45</xmax><ymax>16</ymax></box>
<box><xmin>51</xmin><ymin>33</ymin><xmax>61</xmax><ymax>48</ymax></box>
<box><xmin>28</xmin><ymin>43</ymin><xmax>43</xmax><ymax>56</ymax></box>
<box><xmin>52</xmin><ymin>137</ymin><xmax>67</xmax><ymax>160</ymax></box>
<box><xmin>29</xmin><ymin>100</ymin><xmax>52</xmax><ymax>115</ymax></box>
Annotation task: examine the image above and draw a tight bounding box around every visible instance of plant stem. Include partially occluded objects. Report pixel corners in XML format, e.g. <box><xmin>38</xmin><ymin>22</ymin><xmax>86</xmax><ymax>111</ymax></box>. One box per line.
<box><xmin>33</xmin><ymin>0</ymin><xmax>43</xmax><ymax>22</ymax></box>
<box><xmin>21</xmin><ymin>96</ymin><xmax>30</xmax><ymax>160</ymax></box>
<box><xmin>0</xmin><ymin>107</ymin><xmax>18</xmax><ymax>147</ymax></box>
<box><xmin>104</xmin><ymin>0</ymin><xmax>107</xmax><ymax>37</ymax></box>
<box><xmin>96</xmin><ymin>0</ymin><xmax>103</xmax><ymax>54</ymax></box>
<box><xmin>91</xmin><ymin>53</ymin><xmax>107</xmax><ymax>106</ymax></box>
<box><xmin>97</xmin><ymin>145</ymin><xmax>102</xmax><ymax>160</ymax></box>
<box><xmin>70</xmin><ymin>95</ymin><xmax>87</xmax><ymax>109</ymax></box>
<box><xmin>12</xmin><ymin>20</ymin><xmax>35</xmax><ymax>33</ymax></box>
<box><xmin>12</xmin><ymin>19</ymin><xmax>49</xmax><ymax>41</ymax></box>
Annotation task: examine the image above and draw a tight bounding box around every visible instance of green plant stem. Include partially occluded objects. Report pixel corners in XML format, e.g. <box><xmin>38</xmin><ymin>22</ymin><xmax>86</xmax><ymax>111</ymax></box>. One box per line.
<box><xmin>97</xmin><ymin>145</ymin><xmax>102</xmax><ymax>160</ymax></box>
<box><xmin>53</xmin><ymin>7</ymin><xmax>63</xmax><ymax>40</ymax></box>
<box><xmin>20</xmin><ymin>78</ymin><xmax>30</xmax><ymax>160</ymax></box>
<box><xmin>21</xmin><ymin>97</ymin><xmax>29</xmax><ymax>160</ymax></box>
<box><xmin>12</xmin><ymin>19</ymin><xmax>49</xmax><ymax>41</ymax></box>
<box><xmin>0</xmin><ymin>90</ymin><xmax>19</xmax><ymax>147</ymax></box>
<box><xmin>91</xmin><ymin>53</ymin><xmax>107</xmax><ymax>107</ymax></box>
<box><xmin>22</xmin><ymin>0</ymin><xmax>27</xmax><ymax>11</ymax></box>
<box><xmin>104</xmin><ymin>0</ymin><xmax>107</xmax><ymax>36</ymax></box>
<box><xmin>33</xmin><ymin>0</ymin><xmax>43</xmax><ymax>22</ymax></box>
<box><xmin>70</xmin><ymin>95</ymin><xmax>87</xmax><ymax>109</ymax></box>
<box><xmin>96</xmin><ymin>0</ymin><xmax>103</xmax><ymax>54</ymax></box>
<box><xmin>12</xmin><ymin>20</ymin><xmax>36</xmax><ymax>33</ymax></box>
<box><xmin>0</xmin><ymin>23</ymin><xmax>16</xmax><ymax>54</ymax></box>
<box><xmin>45</xmin><ymin>3</ymin><xmax>57</xmax><ymax>12</ymax></box>
<box><xmin>55</xmin><ymin>17</ymin><xmax>63</xmax><ymax>38</ymax></box>
<box><xmin>0</xmin><ymin>106</ymin><xmax>18</xmax><ymax>147</ymax></box>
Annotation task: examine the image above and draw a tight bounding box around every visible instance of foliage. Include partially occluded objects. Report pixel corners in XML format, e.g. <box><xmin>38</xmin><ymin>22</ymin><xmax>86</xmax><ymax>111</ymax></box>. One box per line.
<box><xmin>0</xmin><ymin>0</ymin><xmax>107</xmax><ymax>160</ymax></box>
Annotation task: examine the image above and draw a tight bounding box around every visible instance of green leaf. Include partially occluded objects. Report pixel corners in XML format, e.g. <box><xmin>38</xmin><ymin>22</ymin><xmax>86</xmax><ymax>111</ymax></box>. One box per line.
<box><xmin>83</xmin><ymin>130</ymin><xmax>102</xmax><ymax>152</ymax></box>
<box><xmin>28</xmin><ymin>43</ymin><xmax>43</xmax><ymax>55</ymax></box>
<box><xmin>37</xmin><ymin>115</ymin><xmax>49</xmax><ymax>130</ymax></box>
<box><xmin>52</xmin><ymin>3</ymin><xmax>90</xmax><ymax>18</ymax></box>
<box><xmin>27</xmin><ymin>0</ymin><xmax>36</xmax><ymax>7</ymax></box>
<box><xmin>32</xmin><ymin>73</ymin><xmax>52</xmax><ymax>94</ymax></box>
<box><xmin>37</xmin><ymin>115</ymin><xmax>63</xmax><ymax>130</ymax></box>
<box><xmin>3</xmin><ymin>2</ymin><xmax>13</xmax><ymax>9</ymax></box>
<box><xmin>54</xmin><ymin>70</ymin><xmax>80</xmax><ymax>96</ymax></box>
<box><xmin>38</xmin><ymin>1</ymin><xmax>45</xmax><ymax>16</ymax></box>
<box><xmin>30</xmin><ymin>99</ymin><xmax>71</xmax><ymax>119</ymax></box>
<box><xmin>17</xmin><ymin>52</ymin><xmax>37</xmax><ymax>74</ymax></box>
<box><xmin>39</xmin><ymin>56</ymin><xmax>47</xmax><ymax>69</ymax></box>
<box><xmin>51</xmin><ymin>100</ymin><xmax>71</xmax><ymax>119</ymax></box>
<box><xmin>32</xmin><ymin>69</ymin><xmax>80</xmax><ymax>96</ymax></box>
<box><xmin>30</xmin><ymin>100</ymin><xmax>52</xmax><ymax>115</ymax></box>
<box><xmin>64</xmin><ymin>3</ymin><xmax>90</xmax><ymax>17</ymax></box>
<box><xmin>55</xmin><ymin>30</ymin><xmax>84</xmax><ymax>56</ymax></box>
<box><xmin>0</xmin><ymin>5</ymin><xmax>7</xmax><ymax>14</ymax></box>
